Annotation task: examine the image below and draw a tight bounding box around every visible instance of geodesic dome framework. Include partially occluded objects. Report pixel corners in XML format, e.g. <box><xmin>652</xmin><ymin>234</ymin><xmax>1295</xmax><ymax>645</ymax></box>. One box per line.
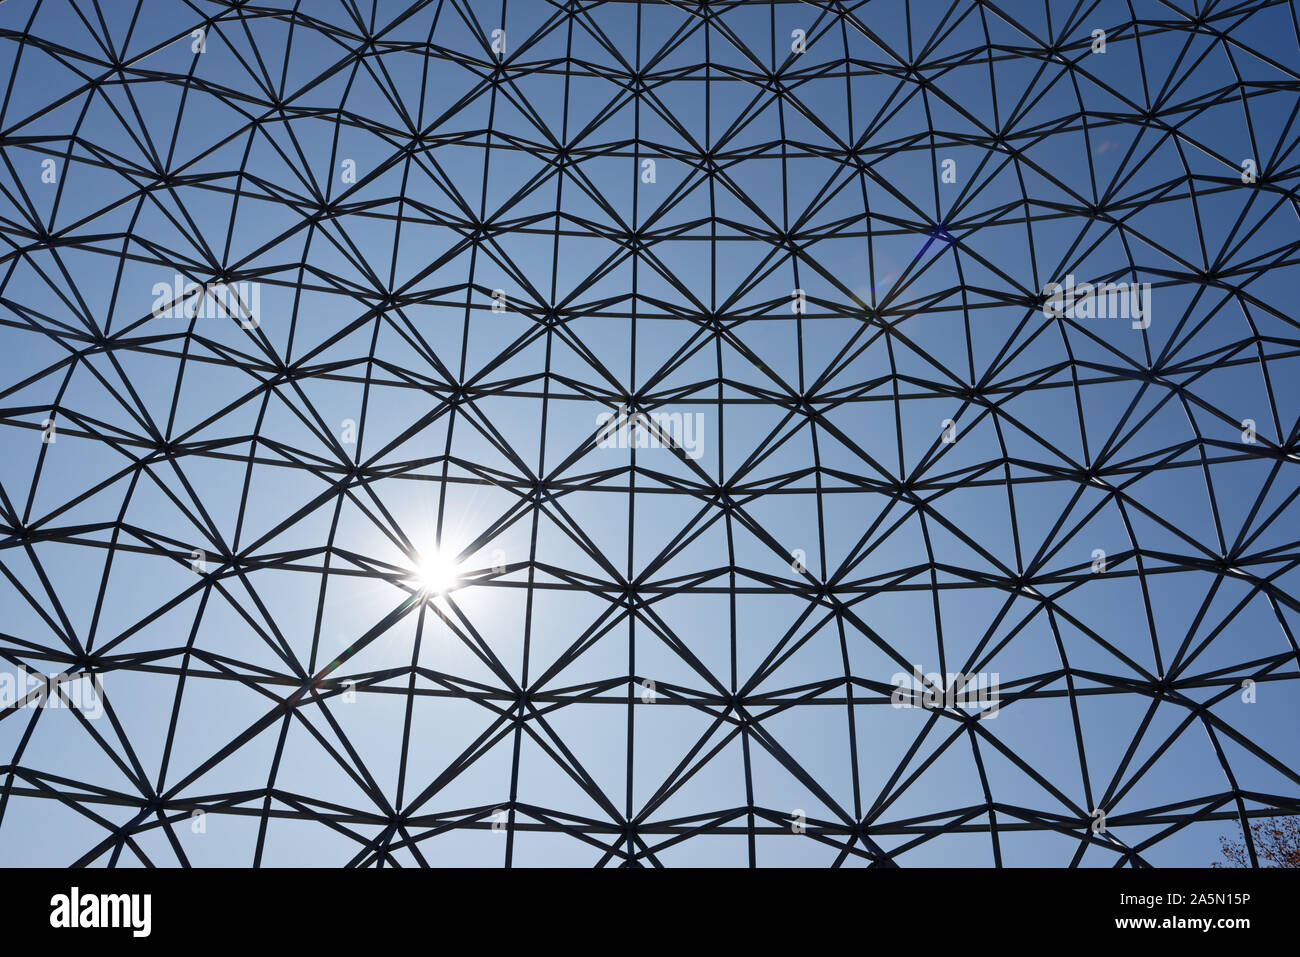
<box><xmin>0</xmin><ymin>0</ymin><xmax>1298</xmax><ymax>867</ymax></box>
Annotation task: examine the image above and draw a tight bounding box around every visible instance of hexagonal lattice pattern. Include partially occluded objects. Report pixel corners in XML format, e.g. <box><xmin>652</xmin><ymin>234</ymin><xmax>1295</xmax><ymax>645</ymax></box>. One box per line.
<box><xmin>1</xmin><ymin>0</ymin><xmax>1299</xmax><ymax>866</ymax></box>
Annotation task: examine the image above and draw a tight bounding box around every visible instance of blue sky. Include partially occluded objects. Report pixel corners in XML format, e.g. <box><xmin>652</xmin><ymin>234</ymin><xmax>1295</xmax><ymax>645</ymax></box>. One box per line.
<box><xmin>0</xmin><ymin>0</ymin><xmax>1297</xmax><ymax>866</ymax></box>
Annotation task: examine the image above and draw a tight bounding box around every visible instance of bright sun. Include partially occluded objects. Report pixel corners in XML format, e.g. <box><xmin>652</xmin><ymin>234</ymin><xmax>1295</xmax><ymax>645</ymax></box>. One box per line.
<box><xmin>411</xmin><ymin>548</ymin><xmax>461</xmax><ymax>596</ymax></box>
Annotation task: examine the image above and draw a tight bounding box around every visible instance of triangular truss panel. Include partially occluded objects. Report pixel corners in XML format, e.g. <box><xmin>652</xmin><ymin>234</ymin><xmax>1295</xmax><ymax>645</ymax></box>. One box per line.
<box><xmin>0</xmin><ymin>0</ymin><xmax>1298</xmax><ymax>867</ymax></box>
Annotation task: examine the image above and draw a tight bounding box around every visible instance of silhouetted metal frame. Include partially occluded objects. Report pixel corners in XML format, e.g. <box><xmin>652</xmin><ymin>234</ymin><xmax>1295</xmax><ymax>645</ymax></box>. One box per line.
<box><xmin>0</xmin><ymin>0</ymin><xmax>1297</xmax><ymax>867</ymax></box>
